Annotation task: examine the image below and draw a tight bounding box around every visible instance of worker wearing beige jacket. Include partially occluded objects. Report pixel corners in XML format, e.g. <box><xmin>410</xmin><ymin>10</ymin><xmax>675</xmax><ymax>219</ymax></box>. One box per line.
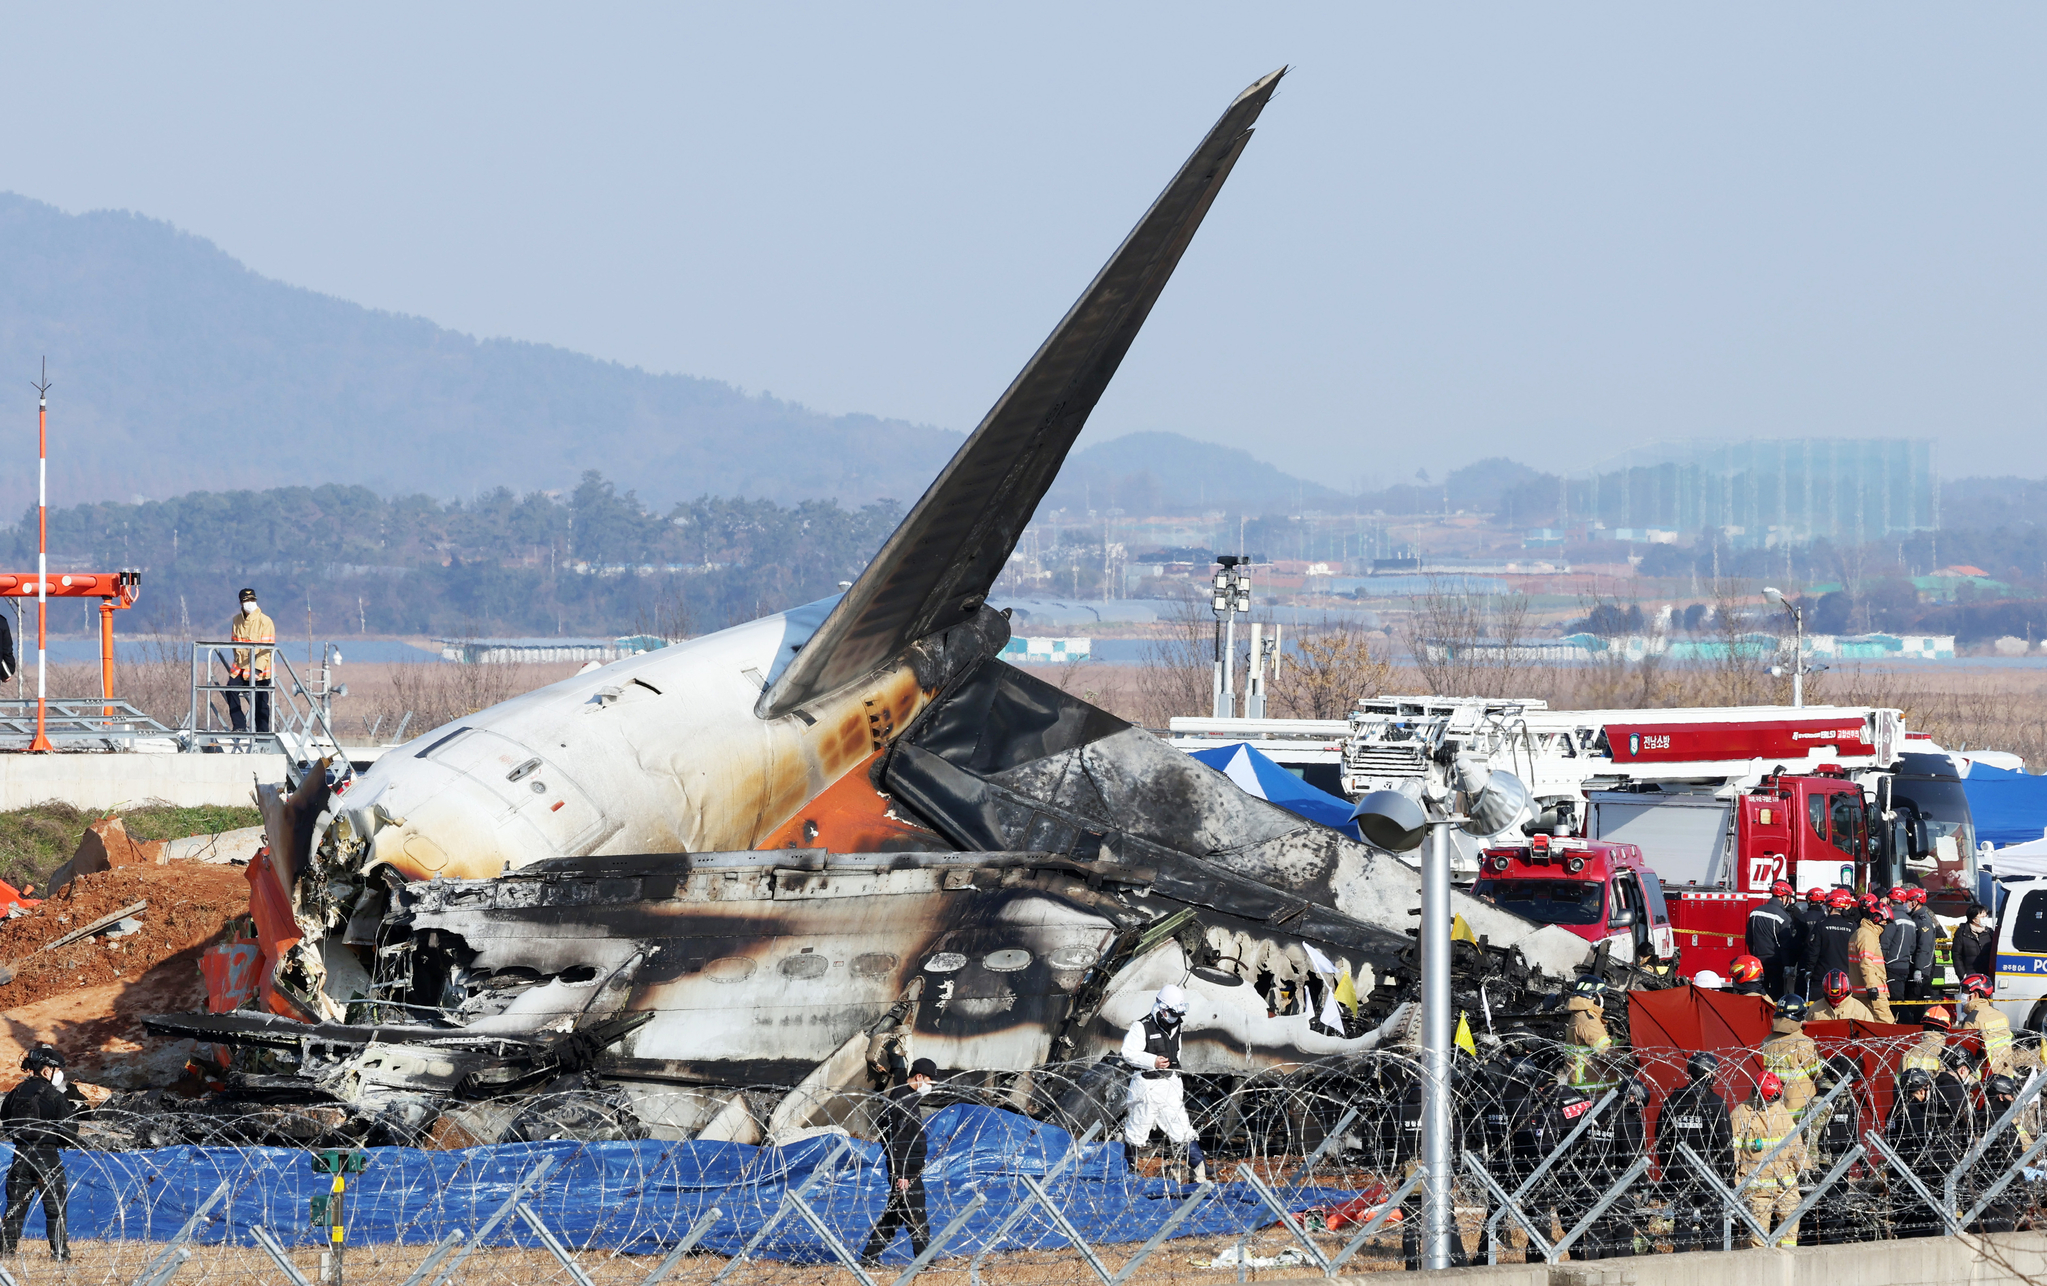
<box><xmin>226</xmin><ymin>587</ymin><xmax>276</xmax><ymax>735</ymax></box>
<box><xmin>1732</xmin><ymin>1071</ymin><xmax>1808</xmax><ymax>1248</ymax></box>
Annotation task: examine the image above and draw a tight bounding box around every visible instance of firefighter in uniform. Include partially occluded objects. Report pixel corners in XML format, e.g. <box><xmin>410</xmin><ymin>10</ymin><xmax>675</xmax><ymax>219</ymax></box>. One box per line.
<box><xmin>1655</xmin><ymin>1052</ymin><xmax>1733</xmax><ymax>1253</ymax></box>
<box><xmin>1885</xmin><ymin>1067</ymin><xmax>1947</xmax><ymax>1237</ymax></box>
<box><xmin>1121</xmin><ymin>985</ymin><xmax>1205</xmax><ymax>1182</ymax></box>
<box><xmin>1746</xmin><ymin>880</ymin><xmax>1802</xmax><ymax>998</ymax></box>
<box><xmin>1810</xmin><ymin>969</ymin><xmax>1875</xmax><ymax>1023</ymax></box>
<box><xmin>1732</xmin><ymin>1071</ymin><xmax>1807</xmax><ymax>1248</ymax></box>
<box><xmin>1760</xmin><ymin>993</ymin><xmax>1823</xmax><ymax>1120</ymax></box>
<box><xmin>0</xmin><ymin>1043</ymin><xmax>79</xmax><ymax>1260</ymax></box>
<box><xmin>1799</xmin><ymin>1055</ymin><xmax>1866</xmax><ymax>1246</ymax></box>
<box><xmin>1563</xmin><ymin>976</ymin><xmax>1617</xmax><ymax>1097</ymax></box>
<box><xmin>1969</xmin><ymin>1073</ymin><xmax>2029</xmax><ymax>1233</ymax></box>
<box><xmin>1728</xmin><ymin>954</ymin><xmax>1768</xmax><ymax>997</ymax></box>
<box><xmin>1809</xmin><ymin>888</ymin><xmax>1858</xmax><ymax>992</ymax></box>
<box><xmin>1906</xmin><ymin>887</ymin><xmax>1940</xmax><ymax>1001</ymax></box>
<box><xmin>1794</xmin><ymin>887</ymin><xmax>1830</xmax><ymax>997</ymax></box>
<box><xmin>1901</xmin><ymin>1007</ymin><xmax>1948</xmax><ymax>1079</ymax></box>
<box><xmin>1849</xmin><ymin>894</ymin><xmax>1895</xmax><ymax>1023</ymax></box>
<box><xmin>1881</xmin><ymin>886</ymin><xmax>1919</xmax><ymax>1009</ymax></box>
<box><xmin>1960</xmin><ymin>975</ymin><xmax>2015</xmax><ymax>1076</ymax></box>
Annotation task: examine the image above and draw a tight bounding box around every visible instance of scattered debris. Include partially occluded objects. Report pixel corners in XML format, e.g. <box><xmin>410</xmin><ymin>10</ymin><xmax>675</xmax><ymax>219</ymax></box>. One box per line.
<box><xmin>41</xmin><ymin>900</ymin><xmax>148</xmax><ymax>952</ymax></box>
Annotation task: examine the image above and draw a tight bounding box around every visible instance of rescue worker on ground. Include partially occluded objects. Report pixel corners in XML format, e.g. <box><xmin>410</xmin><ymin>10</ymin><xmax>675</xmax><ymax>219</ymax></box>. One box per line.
<box><xmin>1655</xmin><ymin>1051</ymin><xmax>1734</xmax><ymax>1254</ymax></box>
<box><xmin>1565</xmin><ymin>1075</ymin><xmax>1648</xmax><ymax>1259</ymax></box>
<box><xmin>1799</xmin><ymin>1055</ymin><xmax>1867</xmax><ymax>1246</ymax></box>
<box><xmin>1935</xmin><ymin>1042</ymin><xmax>1980</xmax><ymax>1138</ymax></box>
<box><xmin>1810</xmin><ymin>969</ymin><xmax>1875</xmax><ymax>1023</ymax></box>
<box><xmin>1488</xmin><ymin>1054</ymin><xmax>1558</xmax><ymax>1263</ymax></box>
<box><xmin>1795</xmin><ymin>887</ymin><xmax>1830</xmax><ymax>997</ymax></box>
<box><xmin>1120</xmin><ymin>985</ymin><xmax>1205</xmax><ymax>1182</ymax></box>
<box><xmin>0</xmin><ymin>1043</ymin><xmax>79</xmax><ymax>1261</ymax></box>
<box><xmin>1760</xmin><ymin>993</ymin><xmax>1822</xmax><ymax>1121</ymax></box>
<box><xmin>1849</xmin><ymin>894</ymin><xmax>1896</xmax><ymax>1023</ymax></box>
<box><xmin>1466</xmin><ymin>1047</ymin><xmax>1534</xmax><ymax>1265</ymax></box>
<box><xmin>1884</xmin><ymin>1067</ymin><xmax>1948</xmax><ymax>1238</ymax></box>
<box><xmin>1809</xmin><ymin>888</ymin><xmax>1858</xmax><ymax>997</ymax></box>
<box><xmin>1959</xmin><ymin>974</ymin><xmax>2015</xmax><ymax>1076</ymax></box>
<box><xmin>1563</xmin><ymin>976</ymin><xmax>1618</xmax><ymax>1098</ymax></box>
<box><xmin>1968</xmin><ymin>1073</ymin><xmax>2029</xmax><ymax>1233</ymax></box>
<box><xmin>858</xmin><ymin>1057</ymin><xmax>937</xmax><ymax>1266</ymax></box>
<box><xmin>1882</xmin><ymin>886</ymin><xmax>1919</xmax><ymax>1009</ymax></box>
<box><xmin>225</xmin><ymin>587</ymin><xmax>276</xmax><ymax>735</ymax></box>
<box><xmin>1902</xmin><ymin>1006</ymin><xmax>1949</xmax><ymax>1079</ymax></box>
<box><xmin>1745</xmin><ymin>880</ymin><xmax>1802</xmax><ymax>998</ymax></box>
<box><xmin>1905</xmin><ymin>887</ymin><xmax>1940</xmax><ymax>1002</ymax></box>
<box><xmin>1731</xmin><ymin>1070</ymin><xmax>1807</xmax><ymax>1248</ymax></box>
<box><xmin>1728</xmin><ymin>955</ymin><xmax>1769</xmax><ymax>997</ymax></box>
<box><xmin>1524</xmin><ymin>1070</ymin><xmax>1598</xmax><ymax>1262</ymax></box>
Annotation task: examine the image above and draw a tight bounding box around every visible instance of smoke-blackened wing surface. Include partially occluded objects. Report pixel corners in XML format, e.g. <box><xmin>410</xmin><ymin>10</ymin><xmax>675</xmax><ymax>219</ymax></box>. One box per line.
<box><xmin>760</xmin><ymin>69</ymin><xmax>1285</xmax><ymax>718</ymax></box>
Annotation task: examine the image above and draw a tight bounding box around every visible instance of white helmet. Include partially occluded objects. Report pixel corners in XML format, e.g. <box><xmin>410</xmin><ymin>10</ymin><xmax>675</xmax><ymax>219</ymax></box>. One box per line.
<box><xmin>1692</xmin><ymin>970</ymin><xmax>1725</xmax><ymax>990</ymax></box>
<box><xmin>1153</xmin><ymin>984</ymin><xmax>1188</xmax><ymax>1021</ymax></box>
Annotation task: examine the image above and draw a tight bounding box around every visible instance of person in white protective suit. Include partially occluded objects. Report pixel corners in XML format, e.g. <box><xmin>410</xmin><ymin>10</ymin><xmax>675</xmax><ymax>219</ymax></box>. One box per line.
<box><xmin>1122</xmin><ymin>984</ymin><xmax>1207</xmax><ymax>1182</ymax></box>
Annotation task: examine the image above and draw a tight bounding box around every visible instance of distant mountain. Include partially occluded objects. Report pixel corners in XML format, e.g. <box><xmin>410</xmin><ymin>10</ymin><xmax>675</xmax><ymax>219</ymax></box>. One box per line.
<box><xmin>0</xmin><ymin>194</ymin><xmax>1353</xmax><ymax>521</ymax></box>
<box><xmin>0</xmin><ymin>193</ymin><xmax>962</xmax><ymax>511</ymax></box>
<box><xmin>1041</xmin><ymin>430</ymin><xmax>1353</xmax><ymax>515</ymax></box>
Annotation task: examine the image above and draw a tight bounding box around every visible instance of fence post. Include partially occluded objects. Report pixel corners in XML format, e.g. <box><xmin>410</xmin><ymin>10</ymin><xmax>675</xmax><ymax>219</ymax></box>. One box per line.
<box><xmin>1476</xmin><ymin>1087</ymin><xmax>1619</xmax><ymax>1263</ymax></box>
<box><xmin>516</xmin><ymin>1202</ymin><xmax>599</xmax><ymax>1286</ymax></box>
<box><xmin>1546</xmin><ymin>1155</ymin><xmax>1650</xmax><ymax>1263</ymax></box>
<box><xmin>1675</xmin><ymin>1143</ymin><xmax>1772</xmax><ymax>1247</ymax></box>
<box><xmin>129</xmin><ymin>1178</ymin><xmax>231</xmax><ymax>1286</ymax></box>
<box><xmin>1281</xmin><ymin>1105</ymin><xmax>1360</xmax><ymax>1186</ymax></box>
<box><xmin>1946</xmin><ymin>1069</ymin><xmax>2047</xmax><ymax>1218</ymax></box>
<box><xmin>711</xmin><ymin>1138</ymin><xmax>854</xmax><ymax>1286</ymax></box>
<box><xmin>637</xmin><ymin>1207</ymin><xmax>723</xmax><ymax>1286</ymax></box>
<box><xmin>1017</xmin><ymin>1172</ymin><xmax>1115</xmax><ymax>1285</ymax></box>
<box><xmin>1107</xmin><ymin>1182</ymin><xmax>1212</xmax><ymax>1286</ymax></box>
<box><xmin>251</xmin><ymin>1225</ymin><xmax>315</xmax><ymax>1286</ymax></box>
<box><xmin>967</xmin><ymin>1121</ymin><xmax>1101</xmax><ymax>1286</ymax></box>
<box><xmin>1866</xmin><ymin>1133</ymin><xmax>1962</xmax><ymax>1237</ymax></box>
<box><xmin>1328</xmin><ymin>1168</ymin><xmax>1425</xmax><ymax>1271</ymax></box>
<box><xmin>1232</xmin><ymin>1164</ymin><xmax>1331</xmax><ymax>1274</ymax></box>
<box><xmin>891</xmin><ymin>1191</ymin><xmax>988</xmax><ymax>1286</ymax></box>
<box><xmin>420</xmin><ymin>1153</ymin><xmax>557</xmax><ymax>1286</ymax></box>
<box><xmin>395</xmin><ymin>1231</ymin><xmax>465</xmax><ymax>1286</ymax></box>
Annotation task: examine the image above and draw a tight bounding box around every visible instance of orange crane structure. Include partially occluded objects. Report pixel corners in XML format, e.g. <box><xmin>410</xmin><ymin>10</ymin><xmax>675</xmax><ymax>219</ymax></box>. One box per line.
<box><xmin>0</xmin><ymin>570</ymin><xmax>142</xmax><ymax>726</ymax></box>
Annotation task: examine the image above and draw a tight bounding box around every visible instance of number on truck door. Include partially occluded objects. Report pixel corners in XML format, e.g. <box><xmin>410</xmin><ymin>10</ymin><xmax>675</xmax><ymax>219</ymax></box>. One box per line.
<box><xmin>1749</xmin><ymin>853</ymin><xmax>1782</xmax><ymax>888</ymax></box>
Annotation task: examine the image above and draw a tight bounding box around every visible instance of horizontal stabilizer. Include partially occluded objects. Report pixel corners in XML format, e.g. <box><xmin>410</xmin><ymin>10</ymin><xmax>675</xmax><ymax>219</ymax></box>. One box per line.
<box><xmin>760</xmin><ymin>68</ymin><xmax>1285</xmax><ymax>717</ymax></box>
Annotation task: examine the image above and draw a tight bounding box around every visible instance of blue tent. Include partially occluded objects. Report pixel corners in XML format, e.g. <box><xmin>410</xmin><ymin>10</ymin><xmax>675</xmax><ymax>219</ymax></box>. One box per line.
<box><xmin>1187</xmin><ymin>742</ymin><xmax>1362</xmax><ymax>840</ymax></box>
<box><xmin>1963</xmin><ymin>763</ymin><xmax>2047</xmax><ymax>848</ymax></box>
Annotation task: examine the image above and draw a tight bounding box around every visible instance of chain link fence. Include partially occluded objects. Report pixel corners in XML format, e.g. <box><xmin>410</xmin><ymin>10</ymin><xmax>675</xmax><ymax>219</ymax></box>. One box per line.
<box><xmin>0</xmin><ymin>1035</ymin><xmax>2039</xmax><ymax>1283</ymax></box>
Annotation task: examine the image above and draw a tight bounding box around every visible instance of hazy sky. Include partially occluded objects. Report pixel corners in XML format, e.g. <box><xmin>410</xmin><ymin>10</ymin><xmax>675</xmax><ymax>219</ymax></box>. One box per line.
<box><xmin>5</xmin><ymin>6</ymin><xmax>2044</xmax><ymax>486</ymax></box>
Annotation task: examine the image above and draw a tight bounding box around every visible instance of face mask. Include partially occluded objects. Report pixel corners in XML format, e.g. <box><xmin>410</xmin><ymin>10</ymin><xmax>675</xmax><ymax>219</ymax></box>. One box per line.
<box><xmin>49</xmin><ymin>1071</ymin><xmax>64</xmax><ymax>1091</ymax></box>
<box><xmin>914</xmin><ymin>1081</ymin><xmax>933</xmax><ymax>1097</ymax></box>
<box><xmin>1158</xmin><ymin>1009</ymin><xmax>1184</xmax><ymax>1027</ymax></box>
<box><xmin>243</xmin><ymin>602</ymin><xmax>259</xmax><ymax>615</ymax></box>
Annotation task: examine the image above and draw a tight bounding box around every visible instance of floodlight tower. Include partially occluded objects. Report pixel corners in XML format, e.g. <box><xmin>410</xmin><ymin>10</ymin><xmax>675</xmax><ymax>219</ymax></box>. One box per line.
<box><xmin>28</xmin><ymin>362</ymin><xmax>51</xmax><ymax>753</ymax></box>
<box><xmin>1353</xmin><ymin>751</ymin><xmax>1528</xmax><ymax>1271</ymax></box>
<box><xmin>1210</xmin><ymin>556</ymin><xmax>1250</xmax><ymax>718</ymax></box>
<box><xmin>1763</xmin><ymin>586</ymin><xmax>1804</xmax><ymax>707</ymax></box>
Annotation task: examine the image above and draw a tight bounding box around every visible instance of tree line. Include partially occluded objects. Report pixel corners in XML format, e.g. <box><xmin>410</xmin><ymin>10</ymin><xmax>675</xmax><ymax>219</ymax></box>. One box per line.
<box><xmin>3</xmin><ymin>472</ymin><xmax>904</xmax><ymax>640</ymax></box>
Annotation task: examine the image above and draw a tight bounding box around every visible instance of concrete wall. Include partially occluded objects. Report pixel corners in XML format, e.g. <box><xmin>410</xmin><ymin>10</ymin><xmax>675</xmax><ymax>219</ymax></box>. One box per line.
<box><xmin>0</xmin><ymin>753</ymin><xmax>289</xmax><ymax>810</ymax></box>
<box><xmin>1290</xmin><ymin>1233</ymin><xmax>2047</xmax><ymax>1286</ymax></box>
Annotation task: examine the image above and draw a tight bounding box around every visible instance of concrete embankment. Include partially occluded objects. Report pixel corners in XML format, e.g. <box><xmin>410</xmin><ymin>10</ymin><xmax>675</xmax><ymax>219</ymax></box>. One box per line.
<box><xmin>1287</xmin><ymin>1232</ymin><xmax>2047</xmax><ymax>1286</ymax></box>
<box><xmin>0</xmin><ymin>753</ymin><xmax>289</xmax><ymax>810</ymax></box>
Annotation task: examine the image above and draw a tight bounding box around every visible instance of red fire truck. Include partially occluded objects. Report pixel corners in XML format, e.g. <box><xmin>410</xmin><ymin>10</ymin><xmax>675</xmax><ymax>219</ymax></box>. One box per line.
<box><xmin>1474</xmin><ymin>758</ymin><xmax>1977</xmax><ymax>980</ymax></box>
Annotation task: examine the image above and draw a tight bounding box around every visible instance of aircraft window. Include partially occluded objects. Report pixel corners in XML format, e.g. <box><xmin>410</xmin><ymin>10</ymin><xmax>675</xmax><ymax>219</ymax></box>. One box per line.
<box><xmin>850</xmin><ymin>952</ymin><xmax>898</xmax><ymax>977</ymax></box>
<box><xmin>1807</xmin><ymin>794</ymin><xmax>1827</xmax><ymax>842</ymax></box>
<box><xmin>779</xmin><ymin>954</ymin><xmax>830</xmax><ymax>980</ymax></box>
<box><xmin>1048</xmin><ymin>946</ymin><xmax>1097</xmax><ymax>970</ymax></box>
<box><xmin>2012</xmin><ymin>891</ymin><xmax>2047</xmax><ymax>954</ymax></box>
<box><xmin>924</xmin><ymin>952</ymin><xmax>967</xmax><ymax>973</ymax></box>
<box><xmin>703</xmin><ymin>957</ymin><xmax>757</xmax><ymax>984</ymax></box>
<box><xmin>983</xmin><ymin>949</ymin><xmax>1032</xmax><ymax>972</ymax></box>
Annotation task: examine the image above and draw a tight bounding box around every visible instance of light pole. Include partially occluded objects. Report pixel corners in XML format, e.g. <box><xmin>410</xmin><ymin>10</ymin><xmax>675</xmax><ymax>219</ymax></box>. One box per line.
<box><xmin>1763</xmin><ymin>586</ymin><xmax>1803</xmax><ymax>707</ymax></box>
<box><xmin>1353</xmin><ymin>756</ymin><xmax>1527</xmax><ymax>1270</ymax></box>
<box><xmin>1210</xmin><ymin>557</ymin><xmax>1249</xmax><ymax>718</ymax></box>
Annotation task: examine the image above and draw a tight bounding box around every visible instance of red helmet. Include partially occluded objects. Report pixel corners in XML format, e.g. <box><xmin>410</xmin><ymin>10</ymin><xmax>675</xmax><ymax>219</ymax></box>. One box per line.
<box><xmin>1806</xmin><ymin>887</ymin><xmax>1827</xmax><ymax>903</ymax></box>
<box><xmin>1905</xmin><ymin>886</ymin><xmax>1928</xmax><ymax>905</ymax></box>
<box><xmin>1826</xmin><ymin>888</ymin><xmax>1855</xmax><ymax>910</ymax></box>
<box><xmin>1964</xmin><ymin>974</ymin><xmax>1994</xmax><ymax>998</ymax></box>
<box><xmin>1821</xmin><ymin>969</ymin><xmax>1851</xmax><ymax>1002</ymax></box>
<box><xmin>1888</xmin><ymin>885</ymin><xmax>1909</xmax><ymax>902</ymax></box>
<box><xmin>1757</xmin><ymin>1071</ymin><xmax>1783</xmax><ymax>1099</ymax></box>
<box><xmin>1771</xmin><ymin>879</ymin><xmax>1795</xmax><ymax>897</ymax></box>
<box><xmin>1923</xmin><ymin>1006</ymin><xmax>1952</xmax><ymax>1030</ymax></box>
<box><xmin>1859</xmin><ymin>894</ymin><xmax>1889</xmax><ymax>920</ymax></box>
<box><xmin>1730</xmin><ymin>955</ymin><xmax>1764</xmax><ymax>984</ymax></box>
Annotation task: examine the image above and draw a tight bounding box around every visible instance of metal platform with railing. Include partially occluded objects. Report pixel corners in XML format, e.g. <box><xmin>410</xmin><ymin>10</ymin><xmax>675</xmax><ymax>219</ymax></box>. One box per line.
<box><xmin>185</xmin><ymin>639</ymin><xmax>347</xmax><ymax>767</ymax></box>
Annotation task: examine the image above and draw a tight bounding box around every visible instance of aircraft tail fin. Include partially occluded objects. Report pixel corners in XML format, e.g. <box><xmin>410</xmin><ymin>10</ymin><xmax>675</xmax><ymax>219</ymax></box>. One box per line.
<box><xmin>759</xmin><ymin>68</ymin><xmax>1285</xmax><ymax>718</ymax></box>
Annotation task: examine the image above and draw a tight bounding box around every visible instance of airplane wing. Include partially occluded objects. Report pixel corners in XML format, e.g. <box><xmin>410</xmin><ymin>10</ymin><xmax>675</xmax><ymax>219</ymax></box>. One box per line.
<box><xmin>760</xmin><ymin>68</ymin><xmax>1285</xmax><ymax>718</ymax></box>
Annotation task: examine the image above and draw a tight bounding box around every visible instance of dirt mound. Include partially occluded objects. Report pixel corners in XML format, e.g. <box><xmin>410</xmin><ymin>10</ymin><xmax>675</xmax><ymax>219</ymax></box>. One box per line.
<box><xmin>0</xmin><ymin>862</ymin><xmax>248</xmax><ymax>1010</ymax></box>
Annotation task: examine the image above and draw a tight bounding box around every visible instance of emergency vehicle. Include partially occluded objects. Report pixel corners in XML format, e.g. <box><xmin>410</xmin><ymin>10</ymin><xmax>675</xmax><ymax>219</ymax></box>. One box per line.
<box><xmin>1472</xmin><ymin>832</ymin><xmax>1678</xmax><ymax>967</ymax></box>
<box><xmin>1471</xmin><ymin>757</ymin><xmax>1976</xmax><ymax>981</ymax></box>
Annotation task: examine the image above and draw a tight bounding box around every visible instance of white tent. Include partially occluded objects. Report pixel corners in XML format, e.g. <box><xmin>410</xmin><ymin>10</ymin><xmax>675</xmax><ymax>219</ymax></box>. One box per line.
<box><xmin>1988</xmin><ymin>836</ymin><xmax>2047</xmax><ymax>880</ymax></box>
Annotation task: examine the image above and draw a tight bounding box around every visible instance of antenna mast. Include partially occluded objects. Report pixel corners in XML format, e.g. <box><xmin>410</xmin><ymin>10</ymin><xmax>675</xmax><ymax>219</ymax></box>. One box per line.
<box><xmin>28</xmin><ymin>360</ymin><xmax>52</xmax><ymax>752</ymax></box>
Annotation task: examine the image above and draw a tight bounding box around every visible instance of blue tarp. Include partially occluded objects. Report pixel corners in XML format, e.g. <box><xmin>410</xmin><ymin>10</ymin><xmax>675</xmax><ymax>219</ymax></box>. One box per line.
<box><xmin>0</xmin><ymin>1106</ymin><xmax>1358</xmax><ymax>1266</ymax></box>
<box><xmin>1188</xmin><ymin>742</ymin><xmax>1363</xmax><ymax>840</ymax></box>
<box><xmin>1963</xmin><ymin>763</ymin><xmax>2047</xmax><ymax>848</ymax></box>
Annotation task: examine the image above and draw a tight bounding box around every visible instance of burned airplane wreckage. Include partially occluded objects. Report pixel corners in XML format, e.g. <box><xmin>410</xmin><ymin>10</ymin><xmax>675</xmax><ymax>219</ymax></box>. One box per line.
<box><xmin>146</xmin><ymin>68</ymin><xmax>1600</xmax><ymax>1145</ymax></box>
